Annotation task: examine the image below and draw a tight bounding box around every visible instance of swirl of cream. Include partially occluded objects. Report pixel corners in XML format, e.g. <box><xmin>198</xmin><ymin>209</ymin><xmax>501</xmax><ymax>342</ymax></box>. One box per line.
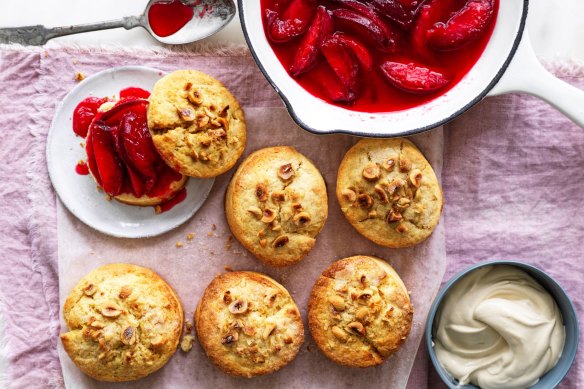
<box><xmin>433</xmin><ymin>265</ymin><xmax>565</xmax><ymax>389</ymax></box>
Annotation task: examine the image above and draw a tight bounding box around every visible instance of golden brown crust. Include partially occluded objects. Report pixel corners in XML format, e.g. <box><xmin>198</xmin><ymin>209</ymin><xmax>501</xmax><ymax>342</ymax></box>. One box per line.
<box><xmin>60</xmin><ymin>264</ymin><xmax>184</xmax><ymax>382</ymax></box>
<box><xmin>147</xmin><ymin>70</ymin><xmax>246</xmax><ymax>178</ymax></box>
<box><xmin>308</xmin><ymin>256</ymin><xmax>413</xmax><ymax>368</ymax></box>
<box><xmin>225</xmin><ymin>146</ymin><xmax>328</xmax><ymax>266</ymax></box>
<box><xmin>336</xmin><ymin>138</ymin><xmax>443</xmax><ymax>248</ymax></box>
<box><xmin>195</xmin><ymin>271</ymin><xmax>304</xmax><ymax>378</ymax></box>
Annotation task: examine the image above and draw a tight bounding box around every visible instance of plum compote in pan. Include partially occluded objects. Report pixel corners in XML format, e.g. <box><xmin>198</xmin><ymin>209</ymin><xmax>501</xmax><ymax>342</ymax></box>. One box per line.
<box><xmin>262</xmin><ymin>0</ymin><xmax>499</xmax><ymax>112</ymax></box>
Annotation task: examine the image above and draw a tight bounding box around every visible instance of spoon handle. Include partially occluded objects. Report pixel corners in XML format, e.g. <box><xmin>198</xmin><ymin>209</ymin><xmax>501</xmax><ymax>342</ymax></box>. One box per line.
<box><xmin>0</xmin><ymin>16</ymin><xmax>143</xmax><ymax>46</ymax></box>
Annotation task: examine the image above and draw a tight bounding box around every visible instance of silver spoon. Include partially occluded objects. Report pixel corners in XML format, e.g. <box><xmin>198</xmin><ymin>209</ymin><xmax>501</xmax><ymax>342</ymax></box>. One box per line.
<box><xmin>0</xmin><ymin>0</ymin><xmax>236</xmax><ymax>46</ymax></box>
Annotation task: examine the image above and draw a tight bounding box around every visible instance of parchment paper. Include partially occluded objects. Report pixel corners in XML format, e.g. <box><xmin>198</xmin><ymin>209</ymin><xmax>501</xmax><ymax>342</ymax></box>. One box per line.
<box><xmin>57</xmin><ymin>107</ymin><xmax>446</xmax><ymax>389</ymax></box>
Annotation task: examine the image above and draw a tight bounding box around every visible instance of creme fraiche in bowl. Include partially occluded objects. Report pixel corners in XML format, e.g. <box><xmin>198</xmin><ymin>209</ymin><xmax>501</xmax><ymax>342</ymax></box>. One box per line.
<box><xmin>425</xmin><ymin>261</ymin><xmax>579</xmax><ymax>389</ymax></box>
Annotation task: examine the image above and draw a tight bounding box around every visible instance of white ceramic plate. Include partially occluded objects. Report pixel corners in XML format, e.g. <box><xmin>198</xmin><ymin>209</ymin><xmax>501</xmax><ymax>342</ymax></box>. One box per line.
<box><xmin>46</xmin><ymin>66</ymin><xmax>215</xmax><ymax>238</ymax></box>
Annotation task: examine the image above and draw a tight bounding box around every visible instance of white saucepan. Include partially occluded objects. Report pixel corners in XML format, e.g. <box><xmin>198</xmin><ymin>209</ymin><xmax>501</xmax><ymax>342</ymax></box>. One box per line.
<box><xmin>239</xmin><ymin>0</ymin><xmax>584</xmax><ymax>137</ymax></box>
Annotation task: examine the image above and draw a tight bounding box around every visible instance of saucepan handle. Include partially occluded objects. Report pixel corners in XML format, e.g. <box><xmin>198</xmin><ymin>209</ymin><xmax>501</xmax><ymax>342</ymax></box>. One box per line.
<box><xmin>488</xmin><ymin>32</ymin><xmax>584</xmax><ymax>129</ymax></box>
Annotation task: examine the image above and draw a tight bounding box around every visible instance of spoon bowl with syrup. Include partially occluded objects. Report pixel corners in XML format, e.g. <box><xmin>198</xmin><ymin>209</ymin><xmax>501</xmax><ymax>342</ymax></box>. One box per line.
<box><xmin>0</xmin><ymin>0</ymin><xmax>236</xmax><ymax>46</ymax></box>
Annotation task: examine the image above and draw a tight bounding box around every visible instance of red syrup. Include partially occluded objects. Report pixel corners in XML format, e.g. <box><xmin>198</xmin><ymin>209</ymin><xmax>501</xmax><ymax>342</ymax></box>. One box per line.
<box><xmin>148</xmin><ymin>0</ymin><xmax>195</xmax><ymax>37</ymax></box>
<box><xmin>157</xmin><ymin>188</ymin><xmax>187</xmax><ymax>213</ymax></box>
<box><xmin>75</xmin><ymin>160</ymin><xmax>90</xmax><ymax>175</ymax></box>
<box><xmin>261</xmin><ymin>0</ymin><xmax>499</xmax><ymax>113</ymax></box>
<box><xmin>119</xmin><ymin>87</ymin><xmax>151</xmax><ymax>100</ymax></box>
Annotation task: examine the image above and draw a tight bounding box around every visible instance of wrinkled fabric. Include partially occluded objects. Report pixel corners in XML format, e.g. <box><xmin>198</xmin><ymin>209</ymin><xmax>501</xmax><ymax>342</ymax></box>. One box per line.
<box><xmin>0</xmin><ymin>44</ymin><xmax>581</xmax><ymax>388</ymax></box>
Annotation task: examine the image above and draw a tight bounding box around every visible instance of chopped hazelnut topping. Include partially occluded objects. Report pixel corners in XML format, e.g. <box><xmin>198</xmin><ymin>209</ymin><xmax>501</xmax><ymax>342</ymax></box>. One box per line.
<box><xmin>120</xmin><ymin>326</ymin><xmax>136</xmax><ymax>345</ymax></box>
<box><xmin>262</xmin><ymin>323</ymin><xmax>277</xmax><ymax>339</ymax></box>
<box><xmin>83</xmin><ymin>284</ymin><xmax>97</xmax><ymax>297</ymax></box>
<box><xmin>197</xmin><ymin>114</ymin><xmax>210</xmax><ymax>128</ymax></box>
<box><xmin>272</xmin><ymin>235</ymin><xmax>289</xmax><ymax>248</ymax></box>
<box><xmin>397</xmin><ymin>198</ymin><xmax>411</xmax><ymax>209</ymax></box>
<box><xmin>223</xmin><ymin>291</ymin><xmax>232</xmax><ymax>304</ymax></box>
<box><xmin>292</xmin><ymin>212</ymin><xmax>311</xmax><ymax>227</ymax></box>
<box><xmin>368</xmin><ymin>211</ymin><xmax>377</xmax><ymax>218</ymax></box>
<box><xmin>271</xmin><ymin>190</ymin><xmax>286</xmax><ymax>203</ymax></box>
<box><xmin>358</xmin><ymin>289</ymin><xmax>373</xmax><ymax>301</ymax></box>
<box><xmin>348</xmin><ymin>321</ymin><xmax>365</xmax><ymax>335</ymax></box>
<box><xmin>177</xmin><ymin>107</ymin><xmax>196</xmax><ymax>122</ymax></box>
<box><xmin>409</xmin><ymin>169</ymin><xmax>423</xmax><ymax>188</ymax></box>
<box><xmin>243</xmin><ymin>326</ymin><xmax>256</xmax><ymax>336</ymax></box>
<box><xmin>211</xmin><ymin>117</ymin><xmax>229</xmax><ymax>131</ymax></box>
<box><xmin>101</xmin><ymin>304</ymin><xmax>122</xmax><ymax>318</ymax></box>
<box><xmin>278</xmin><ymin>163</ymin><xmax>295</xmax><ymax>181</ymax></box>
<box><xmin>332</xmin><ymin>326</ymin><xmax>348</xmax><ymax>342</ymax></box>
<box><xmin>292</xmin><ymin>202</ymin><xmax>303</xmax><ymax>213</ymax></box>
<box><xmin>383</xmin><ymin>158</ymin><xmax>396</xmax><ymax>171</ymax></box>
<box><xmin>92</xmin><ymin>322</ymin><xmax>106</xmax><ymax>331</ymax></box>
<box><xmin>355</xmin><ymin>307</ymin><xmax>369</xmax><ymax>321</ymax></box>
<box><xmin>187</xmin><ymin>89</ymin><xmax>203</xmax><ymax>105</ymax></box>
<box><xmin>211</xmin><ymin>128</ymin><xmax>227</xmax><ymax>139</ymax></box>
<box><xmin>362</xmin><ymin>162</ymin><xmax>380</xmax><ymax>181</ymax></box>
<box><xmin>190</xmin><ymin>148</ymin><xmax>199</xmax><ymax>161</ymax></box>
<box><xmin>357</xmin><ymin>193</ymin><xmax>373</xmax><ymax>209</ymax></box>
<box><xmin>203</xmin><ymin>106</ymin><xmax>216</xmax><ymax>119</ymax></box>
<box><xmin>118</xmin><ymin>286</ymin><xmax>133</xmax><ymax>299</ymax></box>
<box><xmin>374</xmin><ymin>185</ymin><xmax>389</xmax><ymax>203</ymax></box>
<box><xmin>386</xmin><ymin>209</ymin><xmax>403</xmax><ymax>223</ymax></box>
<box><xmin>399</xmin><ymin>155</ymin><xmax>412</xmax><ymax>172</ymax></box>
<box><xmin>396</xmin><ymin>223</ymin><xmax>408</xmax><ymax>233</ymax></box>
<box><xmin>247</xmin><ymin>206</ymin><xmax>262</xmax><ymax>219</ymax></box>
<box><xmin>256</xmin><ymin>184</ymin><xmax>268</xmax><ymax>202</ymax></box>
<box><xmin>259</xmin><ymin>239</ymin><xmax>267</xmax><ymax>247</ymax></box>
<box><xmin>341</xmin><ymin>188</ymin><xmax>357</xmax><ymax>203</ymax></box>
<box><xmin>261</xmin><ymin>208</ymin><xmax>277</xmax><ymax>223</ymax></box>
<box><xmin>221</xmin><ymin>332</ymin><xmax>238</xmax><ymax>345</ymax></box>
<box><xmin>328</xmin><ymin>295</ymin><xmax>346</xmax><ymax>311</ymax></box>
<box><xmin>199</xmin><ymin>151</ymin><xmax>209</xmax><ymax>161</ymax></box>
<box><xmin>219</xmin><ymin>105</ymin><xmax>230</xmax><ymax>118</ymax></box>
<box><xmin>228</xmin><ymin>299</ymin><xmax>248</xmax><ymax>314</ymax></box>
<box><xmin>200</xmin><ymin>138</ymin><xmax>212</xmax><ymax>148</ymax></box>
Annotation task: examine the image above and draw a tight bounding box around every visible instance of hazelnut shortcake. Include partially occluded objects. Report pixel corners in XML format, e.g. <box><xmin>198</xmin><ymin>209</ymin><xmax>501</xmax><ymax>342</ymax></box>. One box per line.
<box><xmin>308</xmin><ymin>255</ymin><xmax>413</xmax><ymax>367</ymax></box>
<box><xmin>336</xmin><ymin>138</ymin><xmax>443</xmax><ymax>248</ymax></box>
<box><xmin>60</xmin><ymin>264</ymin><xmax>183</xmax><ymax>382</ymax></box>
<box><xmin>225</xmin><ymin>146</ymin><xmax>328</xmax><ymax>266</ymax></box>
<box><xmin>195</xmin><ymin>271</ymin><xmax>305</xmax><ymax>378</ymax></box>
<box><xmin>147</xmin><ymin>70</ymin><xmax>246</xmax><ymax>178</ymax></box>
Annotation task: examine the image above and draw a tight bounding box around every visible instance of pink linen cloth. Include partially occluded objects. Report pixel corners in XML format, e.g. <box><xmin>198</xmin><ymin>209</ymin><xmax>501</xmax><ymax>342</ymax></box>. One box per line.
<box><xmin>0</xmin><ymin>43</ymin><xmax>582</xmax><ymax>388</ymax></box>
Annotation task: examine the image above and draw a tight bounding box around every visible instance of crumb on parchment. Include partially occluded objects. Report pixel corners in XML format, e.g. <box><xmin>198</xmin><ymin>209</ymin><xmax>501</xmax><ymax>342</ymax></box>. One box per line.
<box><xmin>180</xmin><ymin>335</ymin><xmax>195</xmax><ymax>352</ymax></box>
<box><xmin>187</xmin><ymin>233</ymin><xmax>195</xmax><ymax>241</ymax></box>
<box><xmin>176</xmin><ymin>242</ymin><xmax>184</xmax><ymax>248</ymax></box>
<box><xmin>74</xmin><ymin>71</ymin><xmax>86</xmax><ymax>82</ymax></box>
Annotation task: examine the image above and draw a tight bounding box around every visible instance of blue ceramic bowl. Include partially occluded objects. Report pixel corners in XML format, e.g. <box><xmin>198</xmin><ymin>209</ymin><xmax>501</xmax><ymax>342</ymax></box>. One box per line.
<box><xmin>426</xmin><ymin>260</ymin><xmax>579</xmax><ymax>389</ymax></box>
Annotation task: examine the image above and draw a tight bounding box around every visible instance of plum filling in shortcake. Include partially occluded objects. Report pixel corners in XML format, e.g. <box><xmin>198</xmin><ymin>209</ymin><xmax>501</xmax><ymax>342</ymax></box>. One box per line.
<box><xmin>72</xmin><ymin>87</ymin><xmax>187</xmax><ymax>209</ymax></box>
